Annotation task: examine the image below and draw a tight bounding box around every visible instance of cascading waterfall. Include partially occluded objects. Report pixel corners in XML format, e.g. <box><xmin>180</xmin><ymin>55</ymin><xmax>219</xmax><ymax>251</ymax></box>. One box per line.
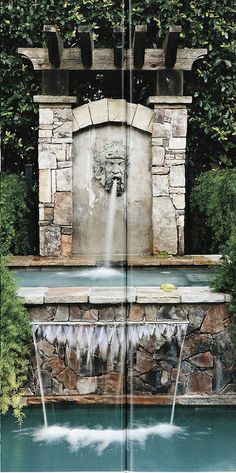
<box><xmin>104</xmin><ymin>179</ymin><xmax>117</xmax><ymax>267</ymax></box>
<box><xmin>170</xmin><ymin>326</ymin><xmax>187</xmax><ymax>425</ymax></box>
<box><xmin>32</xmin><ymin>328</ymin><xmax>48</xmax><ymax>428</ymax></box>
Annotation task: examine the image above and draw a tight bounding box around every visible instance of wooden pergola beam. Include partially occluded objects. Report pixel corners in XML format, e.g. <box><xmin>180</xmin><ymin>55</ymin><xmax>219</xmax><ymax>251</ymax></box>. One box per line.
<box><xmin>77</xmin><ymin>27</ymin><xmax>93</xmax><ymax>68</ymax></box>
<box><xmin>43</xmin><ymin>25</ymin><xmax>63</xmax><ymax>68</ymax></box>
<box><xmin>163</xmin><ymin>26</ymin><xmax>182</xmax><ymax>68</ymax></box>
<box><xmin>133</xmin><ymin>25</ymin><xmax>147</xmax><ymax>68</ymax></box>
<box><xmin>113</xmin><ymin>26</ymin><xmax>125</xmax><ymax>68</ymax></box>
<box><xmin>18</xmin><ymin>47</ymin><xmax>207</xmax><ymax>71</ymax></box>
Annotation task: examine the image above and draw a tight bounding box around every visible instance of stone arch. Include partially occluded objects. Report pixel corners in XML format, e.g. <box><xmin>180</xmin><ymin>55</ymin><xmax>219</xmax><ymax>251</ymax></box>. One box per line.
<box><xmin>72</xmin><ymin>99</ymin><xmax>153</xmax><ymax>134</ymax></box>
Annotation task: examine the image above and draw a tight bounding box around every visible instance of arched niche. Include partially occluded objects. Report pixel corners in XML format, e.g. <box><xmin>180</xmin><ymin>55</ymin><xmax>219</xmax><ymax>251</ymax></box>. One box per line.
<box><xmin>72</xmin><ymin>99</ymin><xmax>153</xmax><ymax>256</ymax></box>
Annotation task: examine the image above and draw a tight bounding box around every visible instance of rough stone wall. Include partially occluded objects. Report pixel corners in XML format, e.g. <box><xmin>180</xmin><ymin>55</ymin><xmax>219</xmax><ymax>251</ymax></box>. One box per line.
<box><xmin>151</xmin><ymin>103</ymin><xmax>188</xmax><ymax>255</ymax></box>
<box><xmin>38</xmin><ymin>103</ymin><xmax>73</xmax><ymax>256</ymax></box>
<box><xmin>27</xmin><ymin>303</ymin><xmax>235</xmax><ymax>397</ymax></box>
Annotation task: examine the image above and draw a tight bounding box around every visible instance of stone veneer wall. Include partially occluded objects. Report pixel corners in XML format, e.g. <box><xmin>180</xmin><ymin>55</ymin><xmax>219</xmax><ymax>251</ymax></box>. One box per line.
<box><xmin>36</xmin><ymin>96</ymin><xmax>191</xmax><ymax>257</ymax></box>
<box><xmin>26</xmin><ymin>303</ymin><xmax>235</xmax><ymax>397</ymax></box>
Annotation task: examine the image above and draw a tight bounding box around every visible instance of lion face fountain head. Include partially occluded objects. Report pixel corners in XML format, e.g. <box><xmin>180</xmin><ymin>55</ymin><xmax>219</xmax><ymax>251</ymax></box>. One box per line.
<box><xmin>93</xmin><ymin>141</ymin><xmax>126</xmax><ymax>196</ymax></box>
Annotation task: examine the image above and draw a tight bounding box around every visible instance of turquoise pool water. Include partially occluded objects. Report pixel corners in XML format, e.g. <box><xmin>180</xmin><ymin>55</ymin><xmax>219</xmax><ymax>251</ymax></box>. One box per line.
<box><xmin>2</xmin><ymin>404</ymin><xmax>236</xmax><ymax>472</ymax></box>
<box><xmin>13</xmin><ymin>267</ymin><xmax>213</xmax><ymax>287</ymax></box>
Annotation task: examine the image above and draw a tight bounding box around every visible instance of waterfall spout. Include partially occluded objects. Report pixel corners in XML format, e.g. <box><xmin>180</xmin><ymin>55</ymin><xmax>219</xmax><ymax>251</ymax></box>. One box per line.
<box><xmin>104</xmin><ymin>179</ymin><xmax>117</xmax><ymax>267</ymax></box>
<box><xmin>170</xmin><ymin>326</ymin><xmax>187</xmax><ymax>425</ymax></box>
<box><xmin>32</xmin><ymin>328</ymin><xmax>48</xmax><ymax>428</ymax></box>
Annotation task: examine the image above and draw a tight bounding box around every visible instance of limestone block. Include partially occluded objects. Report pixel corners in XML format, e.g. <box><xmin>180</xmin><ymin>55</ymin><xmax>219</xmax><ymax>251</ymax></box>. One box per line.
<box><xmin>170</xmin><ymin>165</ymin><xmax>185</xmax><ymax>188</ymax></box>
<box><xmin>152</xmin><ymin>196</ymin><xmax>178</xmax><ymax>255</ymax></box>
<box><xmin>66</xmin><ymin>143</ymin><xmax>72</xmax><ymax>161</ymax></box>
<box><xmin>45</xmin><ymin>288</ymin><xmax>89</xmax><ymax>303</ymax></box>
<box><xmin>61</xmin><ymin>234</ymin><xmax>72</xmax><ymax>256</ymax></box>
<box><xmin>39</xmin><ymin>205</ymin><xmax>44</xmax><ymax>221</ymax></box>
<box><xmin>38</xmin><ymin>150</ymin><xmax>57</xmax><ymax>169</ymax></box>
<box><xmin>77</xmin><ymin>377</ymin><xmax>97</xmax><ymax>395</ymax></box>
<box><xmin>53</xmin><ymin>121</ymin><xmax>72</xmax><ymax>139</ymax></box>
<box><xmin>54</xmin><ymin>192</ymin><xmax>72</xmax><ymax>225</ymax></box>
<box><xmin>56</xmin><ymin>167</ymin><xmax>72</xmax><ymax>192</ymax></box>
<box><xmin>127</xmin><ymin>103</ymin><xmax>137</xmax><ymax>125</ymax></box>
<box><xmin>178</xmin><ymin>222</ymin><xmax>185</xmax><ymax>256</ymax></box>
<box><xmin>152</xmin><ymin>122</ymin><xmax>171</xmax><ymax>138</ymax></box>
<box><xmin>152</xmin><ymin>175</ymin><xmax>169</xmax><ymax>197</ymax></box>
<box><xmin>180</xmin><ymin>287</ymin><xmax>225</xmax><ymax>303</ymax></box>
<box><xmin>152</xmin><ymin>138</ymin><xmax>164</xmax><ymax>146</ymax></box>
<box><xmin>152</xmin><ymin>167</ymin><xmax>169</xmax><ymax>175</ymax></box>
<box><xmin>54</xmin><ymin>305</ymin><xmax>69</xmax><ymax>321</ymax></box>
<box><xmin>39</xmin><ymin>108</ymin><xmax>53</xmax><ymax>125</ymax></box>
<box><xmin>39</xmin><ymin>129</ymin><xmax>52</xmax><ymax>138</ymax></box>
<box><xmin>108</xmin><ymin>99</ymin><xmax>126</xmax><ymax>122</ymax></box>
<box><xmin>152</xmin><ymin>146</ymin><xmax>165</xmax><ymax>166</ymax></box>
<box><xmin>17</xmin><ymin>287</ymin><xmax>47</xmax><ymax>304</ymax></box>
<box><xmin>40</xmin><ymin>225</ymin><xmax>61</xmax><ymax>257</ymax></box>
<box><xmin>136</xmin><ymin>288</ymin><xmax>180</xmax><ymax>303</ymax></box>
<box><xmin>44</xmin><ymin>206</ymin><xmax>54</xmax><ymax>223</ymax></box>
<box><xmin>169</xmin><ymin>137</ymin><xmax>186</xmax><ymax>150</ymax></box>
<box><xmin>170</xmin><ymin>187</ymin><xmax>185</xmax><ymax>194</ymax></box>
<box><xmin>171</xmin><ymin>109</ymin><xmax>187</xmax><ymax>137</ymax></box>
<box><xmin>132</xmin><ymin>104</ymin><xmax>153</xmax><ymax>132</ymax></box>
<box><xmin>54</xmin><ymin>107</ymin><xmax>72</xmax><ymax>122</ymax></box>
<box><xmin>172</xmin><ymin>193</ymin><xmax>185</xmax><ymax>209</ymax></box>
<box><xmin>89</xmin><ymin>99</ymin><xmax>108</xmax><ymax>125</ymax></box>
<box><xmin>72</xmin><ymin>104</ymin><xmax>92</xmax><ymax>131</ymax></box>
<box><xmin>51</xmin><ymin>170</ymin><xmax>56</xmax><ymax>199</ymax></box>
<box><xmin>57</xmin><ymin>161</ymin><xmax>72</xmax><ymax>168</ymax></box>
<box><xmin>39</xmin><ymin>169</ymin><xmax>51</xmax><ymax>203</ymax></box>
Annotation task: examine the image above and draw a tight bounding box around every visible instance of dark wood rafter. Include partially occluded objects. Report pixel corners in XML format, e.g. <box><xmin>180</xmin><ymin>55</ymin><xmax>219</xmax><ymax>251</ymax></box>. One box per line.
<box><xmin>18</xmin><ymin>23</ymin><xmax>207</xmax><ymax>97</ymax></box>
<box><xmin>43</xmin><ymin>25</ymin><xmax>63</xmax><ymax>67</ymax></box>
<box><xmin>133</xmin><ymin>25</ymin><xmax>147</xmax><ymax>68</ymax></box>
<box><xmin>163</xmin><ymin>25</ymin><xmax>182</xmax><ymax>69</ymax></box>
<box><xmin>113</xmin><ymin>26</ymin><xmax>125</xmax><ymax>68</ymax></box>
<box><xmin>77</xmin><ymin>27</ymin><xmax>93</xmax><ymax>68</ymax></box>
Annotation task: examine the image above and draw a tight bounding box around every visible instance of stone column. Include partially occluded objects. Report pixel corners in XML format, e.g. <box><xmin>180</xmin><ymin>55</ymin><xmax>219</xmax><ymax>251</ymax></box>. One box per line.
<box><xmin>34</xmin><ymin>95</ymin><xmax>77</xmax><ymax>257</ymax></box>
<box><xmin>147</xmin><ymin>96</ymin><xmax>192</xmax><ymax>256</ymax></box>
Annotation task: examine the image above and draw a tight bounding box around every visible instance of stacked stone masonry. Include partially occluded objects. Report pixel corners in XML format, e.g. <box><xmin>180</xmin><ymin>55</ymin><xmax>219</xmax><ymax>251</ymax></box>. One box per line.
<box><xmin>37</xmin><ymin>97</ymin><xmax>189</xmax><ymax>257</ymax></box>
<box><xmin>151</xmin><ymin>104</ymin><xmax>188</xmax><ymax>256</ymax></box>
<box><xmin>38</xmin><ymin>103</ymin><xmax>73</xmax><ymax>257</ymax></box>
<box><xmin>26</xmin><ymin>303</ymin><xmax>236</xmax><ymax>397</ymax></box>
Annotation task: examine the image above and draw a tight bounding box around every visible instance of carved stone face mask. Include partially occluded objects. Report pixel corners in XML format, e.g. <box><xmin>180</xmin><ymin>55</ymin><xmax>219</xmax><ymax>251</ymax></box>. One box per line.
<box><xmin>93</xmin><ymin>141</ymin><xmax>126</xmax><ymax>195</ymax></box>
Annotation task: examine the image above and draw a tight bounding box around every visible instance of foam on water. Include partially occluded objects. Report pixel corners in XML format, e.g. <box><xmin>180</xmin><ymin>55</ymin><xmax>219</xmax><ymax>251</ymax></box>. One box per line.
<box><xmin>79</xmin><ymin>267</ymin><xmax>123</xmax><ymax>279</ymax></box>
<box><xmin>33</xmin><ymin>423</ymin><xmax>184</xmax><ymax>452</ymax></box>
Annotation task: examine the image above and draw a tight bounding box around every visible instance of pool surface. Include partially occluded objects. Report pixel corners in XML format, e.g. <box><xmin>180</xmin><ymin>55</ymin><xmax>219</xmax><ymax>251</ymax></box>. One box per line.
<box><xmin>2</xmin><ymin>404</ymin><xmax>236</xmax><ymax>472</ymax></box>
<box><xmin>13</xmin><ymin>267</ymin><xmax>213</xmax><ymax>288</ymax></box>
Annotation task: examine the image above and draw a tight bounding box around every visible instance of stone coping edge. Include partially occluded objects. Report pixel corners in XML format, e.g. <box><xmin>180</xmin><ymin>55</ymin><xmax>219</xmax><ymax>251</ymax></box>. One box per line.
<box><xmin>147</xmin><ymin>96</ymin><xmax>192</xmax><ymax>106</ymax></box>
<box><xmin>24</xmin><ymin>394</ymin><xmax>236</xmax><ymax>406</ymax></box>
<box><xmin>17</xmin><ymin>286</ymin><xmax>230</xmax><ymax>305</ymax></box>
<box><xmin>5</xmin><ymin>254</ymin><xmax>222</xmax><ymax>267</ymax></box>
<box><xmin>34</xmin><ymin>95</ymin><xmax>77</xmax><ymax>104</ymax></box>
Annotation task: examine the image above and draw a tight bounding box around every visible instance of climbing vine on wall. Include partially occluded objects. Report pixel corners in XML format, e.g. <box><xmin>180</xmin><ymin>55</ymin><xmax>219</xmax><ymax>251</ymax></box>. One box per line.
<box><xmin>1</xmin><ymin>0</ymin><xmax>235</xmax><ymax>172</ymax></box>
<box><xmin>0</xmin><ymin>261</ymin><xmax>32</xmax><ymax>424</ymax></box>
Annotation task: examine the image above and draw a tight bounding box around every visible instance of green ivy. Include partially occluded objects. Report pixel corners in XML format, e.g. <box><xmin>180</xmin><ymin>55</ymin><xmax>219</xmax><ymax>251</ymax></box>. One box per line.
<box><xmin>190</xmin><ymin>169</ymin><xmax>236</xmax><ymax>252</ymax></box>
<box><xmin>1</xmin><ymin>0</ymin><xmax>236</xmax><ymax>171</ymax></box>
<box><xmin>0</xmin><ymin>261</ymin><xmax>32</xmax><ymax>424</ymax></box>
<box><xmin>1</xmin><ymin>173</ymin><xmax>30</xmax><ymax>255</ymax></box>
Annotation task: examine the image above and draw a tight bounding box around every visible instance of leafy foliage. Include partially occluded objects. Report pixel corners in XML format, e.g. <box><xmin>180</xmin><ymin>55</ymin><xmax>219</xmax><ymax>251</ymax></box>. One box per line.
<box><xmin>0</xmin><ymin>261</ymin><xmax>32</xmax><ymax>424</ymax></box>
<box><xmin>1</xmin><ymin>0</ymin><xmax>235</xmax><ymax>172</ymax></box>
<box><xmin>190</xmin><ymin>169</ymin><xmax>236</xmax><ymax>252</ymax></box>
<box><xmin>0</xmin><ymin>173</ymin><xmax>30</xmax><ymax>255</ymax></box>
<box><xmin>212</xmin><ymin>231</ymin><xmax>236</xmax><ymax>343</ymax></box>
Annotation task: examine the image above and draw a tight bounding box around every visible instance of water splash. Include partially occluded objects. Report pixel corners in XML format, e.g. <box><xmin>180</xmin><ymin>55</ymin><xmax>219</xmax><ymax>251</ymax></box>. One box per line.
<box><xmin>33</xmin><ymin>422</ymin><xmax>184</xmax><ymax>452</ymax></box>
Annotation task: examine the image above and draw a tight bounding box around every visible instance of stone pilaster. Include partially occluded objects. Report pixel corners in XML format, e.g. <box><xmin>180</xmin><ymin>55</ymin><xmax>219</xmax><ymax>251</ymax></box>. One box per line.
<box><xmin>34</xmin><ymin>96</ymin><xmax>77</xmax><ymax>256</ymax></box>
<box><xmin>148</xmin><ymin>96</ymin><xmax>192</xmax><ymax>256</ymax></box>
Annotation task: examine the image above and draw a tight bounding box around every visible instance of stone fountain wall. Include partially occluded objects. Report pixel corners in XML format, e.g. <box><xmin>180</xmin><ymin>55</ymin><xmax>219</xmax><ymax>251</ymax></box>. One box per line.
<box><xmin>36</xmin><ymin>96</ymin><xmax>190</xmax><ymax>257</ymax></box>
<box><xmin>26</xmin><ymin>303</ymin><xmax>235</xmax><ymax>398</ymax></box>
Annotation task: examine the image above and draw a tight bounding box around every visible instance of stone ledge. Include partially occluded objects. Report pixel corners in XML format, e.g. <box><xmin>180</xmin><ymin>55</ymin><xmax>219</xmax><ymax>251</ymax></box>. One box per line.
<box><xmin>34</xmin><ymin>95</ymin><xmax>77</xmax><ymax>104</ymax></box>
<box><xmin>5</xmin><ymin>254</ymin><xmax>222</xmax><ymax>267</ymax></box>
<box><xmin>24</xmin><ymin>394</ymin><xmax>236</xmax><ymax>406</ymax></box>
<box><xmin>147</xmin><ymin>96</ymin><xmax>192</xmax><ymax>106</ymax></box>
<box><xmin>17</xmin><ymin>286</ymin><xmax>230</xmax><ymax>305</ymax></box>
